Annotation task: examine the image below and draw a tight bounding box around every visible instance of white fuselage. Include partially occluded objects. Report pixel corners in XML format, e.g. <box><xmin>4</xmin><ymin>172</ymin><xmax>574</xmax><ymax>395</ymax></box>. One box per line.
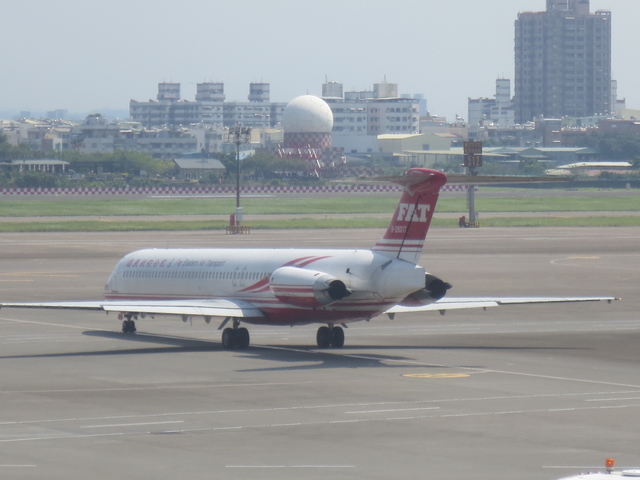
<box><xmin>104</xmin><ymin>248</ymin><xmax>427</xmax><ymax>326</ymax></box>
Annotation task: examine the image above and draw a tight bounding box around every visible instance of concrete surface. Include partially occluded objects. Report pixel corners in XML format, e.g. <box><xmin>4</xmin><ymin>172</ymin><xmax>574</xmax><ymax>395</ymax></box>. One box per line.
<box><xmin>0</xmin><ymin>228</ymin><xmax>638</xmax><ymax>480</ymax></box>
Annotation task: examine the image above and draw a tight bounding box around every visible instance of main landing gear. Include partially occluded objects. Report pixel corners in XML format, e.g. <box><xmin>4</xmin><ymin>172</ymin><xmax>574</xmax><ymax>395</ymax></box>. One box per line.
<box><xmin>221</xmin><ymin>318</ymin><xmax>250</xmax><ymax>350</ymax></box>
<box><xmin>316</xmin><ymin>325</ymin><xmax>344</xmax><ymax>349</ymax></box>
<box><xmin>121</xmin><ymin>314</ymin><xmax>137</xmax><ymax>334</ymax></box>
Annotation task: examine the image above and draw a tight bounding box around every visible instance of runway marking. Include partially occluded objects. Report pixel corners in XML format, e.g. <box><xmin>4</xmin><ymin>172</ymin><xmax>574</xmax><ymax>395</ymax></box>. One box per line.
<box><xmin>0</xmin><ymin>338</ymin><xmax>105</xmax><ymax>346</ymax></box>
<box><xmin>3</xmin><ymin>404</ymin><xmax>640</xmax><ymax>444</ymax></box>
<box><xmin>345</xmin><ymin>407</ymin><xmax>440</xmax><ymax>414</ymax></box>
<box><xmin>1</xmin><ymin>392</ymin><xmax>639</xmax><ymax>442</ymax></box>
<box><xmin>0</xmin><ymin>465</ymin><xmax>37</xmax><ymax>467</ymax></box>
<box><xmin>484</xmin><ymin>368</ymin><xmax>640</xmax><ymax>390</ymax></box>
<box><xmin>0</xmin><ymin>379</ymin><xmax>365</xmax><ymax>395</ymax></box>
<box><xmin>586</xmin><ymin>396</ymin><xmax>640</xmax><ymax>402</ymax></box>
<box><xmin>81</xmin><ymin>421</ymin><xmax>184</xmax><ymax>429</ymax></box>
<box><xmin>259</xmin><ymin>345</ymin><xmax>640</xmax><ymax>390</ymax></box>
<box><xmin>403</xmin><ymin>373</ymin><xmax>470</xmax><ymax>378</ymax></box>
<box><xmin>0</xmin><ymin>317</ymin><xmax>104</xmax><ymax>331</ymax></box>
<box><xmin>226</xmin><ymin>465</ymin><xmax>355</xmax><ymax>469</ymax></box>
<box><xmin>542</xmin><ymin>466</ymin><xmax>616</xmax><ymax>470</ymax></box>
<box><xmin>0</xmin><ymin>401</ymin><xmax>441</xmax><ymax>426</ymax></box>
<box><xmin>551</xmin><ymin>256</ymin><xmax>600</xmax><ymax>266</ymax></box>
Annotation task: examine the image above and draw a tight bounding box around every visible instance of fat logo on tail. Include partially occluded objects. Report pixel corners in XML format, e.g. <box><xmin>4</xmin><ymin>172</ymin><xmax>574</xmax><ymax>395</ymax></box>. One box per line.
<box><xmin>372</xmin><ymin>168</ymin><xmax>447</xmax><ymax>264</ymax></box>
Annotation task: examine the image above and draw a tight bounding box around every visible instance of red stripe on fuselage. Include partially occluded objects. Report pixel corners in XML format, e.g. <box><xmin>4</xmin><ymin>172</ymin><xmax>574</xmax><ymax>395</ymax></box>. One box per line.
<box><xmin>102</xmin><ymin>292</ymin><xmax>394</xmax><ymax>326</ymax></box>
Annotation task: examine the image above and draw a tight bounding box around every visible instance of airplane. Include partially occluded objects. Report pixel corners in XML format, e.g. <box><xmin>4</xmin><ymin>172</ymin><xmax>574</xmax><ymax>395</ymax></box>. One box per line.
<box><xmin>0</xmin><ymin>168</ymin><xmax>618</xmax><ymax>350</ymax></box>
<box><xmin>552</xmin><ymin>459</ymin><xmax>640</xmax><ymax>480</ymax></box>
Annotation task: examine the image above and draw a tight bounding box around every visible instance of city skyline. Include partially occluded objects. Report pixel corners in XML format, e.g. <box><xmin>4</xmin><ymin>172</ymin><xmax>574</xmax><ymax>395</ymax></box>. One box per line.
<box><xmin>1</xmin><ymin>0</ymin><xmax>637</xmax><ymax>121</ymax></box>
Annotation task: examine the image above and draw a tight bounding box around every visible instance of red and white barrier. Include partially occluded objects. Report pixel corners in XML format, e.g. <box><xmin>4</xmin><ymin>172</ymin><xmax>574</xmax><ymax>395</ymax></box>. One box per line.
<box><xmin>0</xmin><ymin>184</ymin><xmax>470</xmax><ymax>196</ymax></box>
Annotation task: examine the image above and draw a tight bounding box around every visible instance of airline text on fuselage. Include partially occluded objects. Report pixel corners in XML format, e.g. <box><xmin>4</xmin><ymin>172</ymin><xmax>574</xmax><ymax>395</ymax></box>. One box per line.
<box><xmin>125</xmin><ymin>258</ymin><xmax>227</xmax><ymax>269</ymax></box>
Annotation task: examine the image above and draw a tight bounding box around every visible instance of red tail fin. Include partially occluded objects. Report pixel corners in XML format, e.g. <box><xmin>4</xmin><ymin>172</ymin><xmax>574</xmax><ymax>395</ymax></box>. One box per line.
<box><xmin>372</xmin><ymin>168</ymin><xmax>447</xmax><ymax>264</ymax></box>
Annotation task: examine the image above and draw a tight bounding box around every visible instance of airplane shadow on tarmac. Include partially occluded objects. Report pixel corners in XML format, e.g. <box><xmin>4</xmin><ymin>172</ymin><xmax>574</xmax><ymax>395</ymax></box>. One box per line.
<box><xmin>0</xmin><ymin>329</ymin><xmax>586</xmax><ymax>373</ymax></box>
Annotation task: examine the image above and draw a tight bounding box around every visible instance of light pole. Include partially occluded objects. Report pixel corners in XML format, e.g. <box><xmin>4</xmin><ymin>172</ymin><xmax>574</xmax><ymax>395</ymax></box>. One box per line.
<box><xmin>226</xmin><ymin>124</ymin><xmax>252</xmax><ymax>225</ymax></box>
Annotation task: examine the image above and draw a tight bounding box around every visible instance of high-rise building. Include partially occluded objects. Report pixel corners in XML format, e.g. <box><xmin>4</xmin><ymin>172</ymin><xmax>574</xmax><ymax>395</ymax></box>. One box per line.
<box><xmin>514</xmin><ymin>0</ymin><xmax>611</xmax><ymax>123</ymax></box>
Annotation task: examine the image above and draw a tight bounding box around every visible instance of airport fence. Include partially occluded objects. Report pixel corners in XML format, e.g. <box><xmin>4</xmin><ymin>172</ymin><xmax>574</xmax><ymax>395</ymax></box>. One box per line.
<box><xmin>0</xmin><ymin>184</ymin><xmax>470</xmax><ymax>196</ymax></box>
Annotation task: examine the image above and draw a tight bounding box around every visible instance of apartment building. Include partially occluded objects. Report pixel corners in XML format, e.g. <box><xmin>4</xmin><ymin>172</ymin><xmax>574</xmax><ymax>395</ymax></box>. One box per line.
<box><xmin>323</xmin><ymin>81</ymin><xmax>419</xmax><ymax>136</ymax></box>
<box><xmin>514</xmin><ymin>0</ymin><xmax>611</xmax><ymax>123</ymax></box>
<box><xmin>130</xmin><ymin>82</ymin><xmax>286</xmax><ymax>130</ymax></box>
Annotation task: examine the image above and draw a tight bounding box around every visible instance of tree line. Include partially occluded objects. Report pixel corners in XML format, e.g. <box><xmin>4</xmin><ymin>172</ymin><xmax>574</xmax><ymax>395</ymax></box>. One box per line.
<box><xmin>0</xmin><ymin>134</ymin><xmax>316</xmax><ymax>188</ymax></box>
<box><xmin>1</xmin><ymin>129</ymin><xmax>639</xmax><ymax>187</ymax></box>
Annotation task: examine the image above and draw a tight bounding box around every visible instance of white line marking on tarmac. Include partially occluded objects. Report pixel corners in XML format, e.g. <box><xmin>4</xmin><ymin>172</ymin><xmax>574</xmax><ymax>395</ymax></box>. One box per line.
<box><xmin>225</xmin><ymin>465</ymin><xmax>355</xmax><ymax>468</ymax></box>
<box><xmin>258</xmin><ymin>344</ymin><xmax>640</xmax><ymax>390</ymax></box>
<box><xmin>346</xmin><ymin>407</ymin><xmax>440</xmax><ymax>414</ymax></box>
<box><xmin>585</xmin><ymin>397</ymin><xmax>640</xmax><ymax>402</ymax></box>
<box><xmin>0</xmin><ymin>380</ymin><xmax>365</xmax><ymax>396</ymax></box>
<box><xmin>0</xmin><ymin>401</ymin><xmax>432</xmax><ymax>426</ymax></box>
<box><xmin>3</xmin><ymin>404</ymin><xmax>640</xmax><ymax>444</ymax></box>
<box><xmin>484</xmin><ymin>369</ymin><xmax>640</xmax><ymax>390</ymax></box>
<box><xmin>0</xmin><ymin>316</ymin><xmax>104</xmax><ymax>331</ymax></box>
<box><xmin>542</xmin><ymin>466</ymin><xmax>611</xmax><ymax>469</ymax></box>
<box><xmin>81</xmin><ymin>421</ymin><xmax>184</xmax><ymax>429</ymax></box>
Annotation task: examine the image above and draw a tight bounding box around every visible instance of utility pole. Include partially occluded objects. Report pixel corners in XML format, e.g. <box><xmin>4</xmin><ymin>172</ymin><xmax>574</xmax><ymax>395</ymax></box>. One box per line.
<box><xmin>226</xmin><ymin>124</ymin><xmax>252</xmax><ymax>227</ymax></box>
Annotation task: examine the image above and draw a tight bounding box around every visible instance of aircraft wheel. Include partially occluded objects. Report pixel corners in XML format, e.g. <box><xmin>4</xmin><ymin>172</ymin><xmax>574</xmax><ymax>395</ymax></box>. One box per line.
<box><xmin>222</xmin><ymin>328</ymin><xmax>237</xmax><ymax>349</ymax></box>
<box><xmin>122</xmin><ymin>319</ymin><xmax>136</xmax><ymax>333</ymax></box>
<box><xmin>330</xmin><ymin>326</ymin><xmax>344</xmax><ymax>348</ymax></box>
<box><xmin>237</xmin><ymin>328</ymin><xmax>250</xmax><ymax>349</ymax></box>
<box><xmin>316</xmin><ymin>326</ymin><xmax>331</xmax><ymax>348</ymax></box>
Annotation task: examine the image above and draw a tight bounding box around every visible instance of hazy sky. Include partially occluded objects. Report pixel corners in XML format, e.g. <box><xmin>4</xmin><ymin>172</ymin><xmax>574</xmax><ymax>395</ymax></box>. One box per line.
<box><xmin>1</xmin><ymin>0</ymin><xmax>636</xmax><ymax>120</ymax></box>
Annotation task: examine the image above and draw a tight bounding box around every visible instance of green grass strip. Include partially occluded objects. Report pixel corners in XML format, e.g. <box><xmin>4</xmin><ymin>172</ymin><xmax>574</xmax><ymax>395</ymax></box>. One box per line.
<box><xmin>469</xmin><ymin>196</ymin><xmax>640</xmax><ymax>212</ymax></box>
<box><xmin>2</xmin><ymin>194</ymin><xmax>640</xmax><ymax>217</ymax></box>
<box><xmin>0</xmin><ymin>197</ymin><xmax>398</xmax><ymax>217</ymax></box>
<box><xmin>475</xmin><ymin>216</ymin><xmax>640</xmax><ymax>227</ymax></box>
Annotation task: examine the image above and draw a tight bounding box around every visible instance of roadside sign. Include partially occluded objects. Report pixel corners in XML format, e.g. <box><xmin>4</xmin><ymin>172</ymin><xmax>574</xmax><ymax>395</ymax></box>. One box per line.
<box><xmin>464</xmin><ymin>141</ymin><xmax>483</xmax><ymax>168</ymax></box>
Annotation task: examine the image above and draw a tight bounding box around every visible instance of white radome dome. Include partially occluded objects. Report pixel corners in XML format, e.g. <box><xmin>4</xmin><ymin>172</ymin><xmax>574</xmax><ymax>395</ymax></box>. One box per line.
<box><xmin>282</xmin><ymin>95</ymin><xmax>333</xmax><ymax>133</ymax></box>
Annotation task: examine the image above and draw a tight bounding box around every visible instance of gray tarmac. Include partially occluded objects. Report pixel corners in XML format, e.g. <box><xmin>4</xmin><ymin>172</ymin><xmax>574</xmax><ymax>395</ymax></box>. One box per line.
<box><xmin>0</xmin><ymin>227</ymin><xmax>639</xmax><ymax>480</ymax></box>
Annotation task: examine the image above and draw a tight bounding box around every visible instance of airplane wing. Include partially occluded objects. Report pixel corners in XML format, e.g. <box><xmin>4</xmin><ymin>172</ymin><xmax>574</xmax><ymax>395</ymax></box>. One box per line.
<box><xmin>1</xmin><ymin>296</ymin><xmax>618</xmax><ymax>320</ymax></box>
<box><xmin>0</xmin><ymin>298</ymin><xmax>265</xmax><ymax>319</ymax></box>
<box><xmin>385</xmin><ymin>296</ymin><xmax>619</xmax><ymax>315</ymax></box>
